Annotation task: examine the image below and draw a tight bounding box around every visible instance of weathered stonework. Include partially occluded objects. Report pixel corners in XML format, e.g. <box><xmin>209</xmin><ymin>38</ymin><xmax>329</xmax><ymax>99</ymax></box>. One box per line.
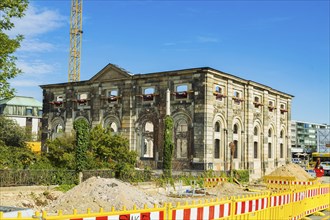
<box><xmin>40</xmin><ymin>64</ymin><xmax>294</xmax><ymax>179</ymax></box>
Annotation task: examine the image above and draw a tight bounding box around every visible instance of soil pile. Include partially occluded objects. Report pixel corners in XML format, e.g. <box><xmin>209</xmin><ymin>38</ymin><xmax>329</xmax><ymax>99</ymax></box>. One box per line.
<box><xmin>266</xmin><ymin>163</ymin><xmax>313</xmax><ymax>181</ymax></box>
<box><xmin>207</xmin><ymin>182</ymin><xmax>254</xmax><ymax>197</ymax></box>
<box><xmin>45</xmin><ymin>177</ymin><xmax>156</xmax><ymax>214</ymax></box>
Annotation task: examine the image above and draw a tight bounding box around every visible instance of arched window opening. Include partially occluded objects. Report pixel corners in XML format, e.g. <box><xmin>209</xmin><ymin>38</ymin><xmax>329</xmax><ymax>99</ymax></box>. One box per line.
<box><xmin>268</xmin><ymin>129</ymin><xmax>272</xmax><ymax>137</ymax></box>
<box><xmin>233</xmin><ymin>124</ymin><xmax>238</xmax><ymax>134</ymax></box>
<box><xmin>109</xmin><ymin>122</ymin><xmax>118</xmax><ymax>133</ymax></box>
<box><xmin>268</xmin><ymin>143</ymin><xmax>272</xmax><ymax>158</ymax></box>
<box><xmin>215</xmin><ymin>122</ymin><xmax>220</xmax><ymax>132</ymax></box>
<box><xmin>254</xmin><ymin>142</ymin><xmax>258</xmax><ymax>159</ymax></box>
<box><xmin>280</xmin><ymin>143</ymin><xmax>284</xmax><ymax>158</ymax></box>
<box><xmin>233</xmin><ymin>140</ymin><xmax>238</xmax><ymax>159</ymax></box>
<box><xmin>55</xmin><ymin>124</ymin><xmax>63</xmax><ymax>133</ymax></box>
<box><xmin>280</xmin><ymin>130</ymin><xmax>284</xmax><ymax>138</ymax></box>
<box><xmin>176</xmin><ymin>119</ymin><xmax>188</xmax><ymax>159</ymax></box>
<box><xmin>214</xmin><ymin>139</ymin><xmax>220</xmax><ymax>159</ymax></box>
<box><xmin>142</xmin><ymin>121</ymin><xmax>154</xmax><ymax>158</ymax></box>
<box><xmin>254</xmin><ymin>127</ymin><xmax>258</xmax><ymax>136</ymax></box>
<box><xmin>145</xmin><ymin>122</ymin><xmax>154</xmax><ymax>132</ymax></box>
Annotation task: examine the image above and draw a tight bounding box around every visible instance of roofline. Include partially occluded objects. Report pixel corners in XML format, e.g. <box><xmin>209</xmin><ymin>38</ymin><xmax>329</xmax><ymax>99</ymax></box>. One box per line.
<box><xmin>39</xmin><ymin>65</ymin><xmax>294</xmax><ymax>98</ymax></box>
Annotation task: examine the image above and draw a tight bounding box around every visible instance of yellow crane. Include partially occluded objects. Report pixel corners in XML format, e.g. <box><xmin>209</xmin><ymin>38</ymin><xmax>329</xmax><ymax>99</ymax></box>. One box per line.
<box><xmin>68</xmin><ymin>0</ymin><xmax>83</xmax><ymax>82</ymax></box>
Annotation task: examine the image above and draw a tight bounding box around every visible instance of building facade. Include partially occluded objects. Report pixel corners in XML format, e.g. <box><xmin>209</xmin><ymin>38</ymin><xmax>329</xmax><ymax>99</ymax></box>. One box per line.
<box><xmin>291</xmin><ymin>120</ymin><xmax>330</xmax><ymax>154</ymax></box>
<box><xmin>0</xmin><ymin>96</ymin><xmax>43</xmax><ymax>140</ymax></box>
<box><xmin>40</xmin><ymin>64</ymin><xmax>294</xmax><ymax>179</ymax></box>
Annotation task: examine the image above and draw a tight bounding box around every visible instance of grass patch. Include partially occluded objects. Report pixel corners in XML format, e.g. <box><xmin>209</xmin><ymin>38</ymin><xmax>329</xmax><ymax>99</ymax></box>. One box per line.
<box><xmin>55</xmin><ymin>184</ymin><xmax>76</xmax><ymax>192</ymax></box>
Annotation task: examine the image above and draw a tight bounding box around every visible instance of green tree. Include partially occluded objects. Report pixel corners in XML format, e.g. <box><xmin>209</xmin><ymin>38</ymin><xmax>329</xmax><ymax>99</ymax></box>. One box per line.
<box><xmin>0</xmin><ymin>115</ymin><xmax>27</xmax><ymax>147</ymax></box>
<box><xmin>0</xmin><ymin>141</ymin><xmax>37</xmax><ymax>169</ymax></box>
<box><xmin>73</xmin><ymin>118</ymin><xmax>90</xmax><ymax>172</ymax></box>
<box><xmin>44</xmin><ymin>133</ymin><xmax>76</xmax><ymax>169</ymax></box>
<box><xmin>90</xmin><ymin>124</ymin><xmax>137</xmax><ymax>176</ymax></box>
<box><xmin>0</xmin><ymin>0</ymin><xmax>29</xmax><ymax>99</ymax></box>
<box><xmin>163</xmin><ymin>115</ymin><xmax>174</xmax><ymax>178</ymax></box>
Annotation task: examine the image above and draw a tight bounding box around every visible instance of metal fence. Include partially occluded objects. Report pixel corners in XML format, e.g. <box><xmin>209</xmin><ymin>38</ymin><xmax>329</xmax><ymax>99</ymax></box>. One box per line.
<box><xmin>0</xmin><ymin>169</ymin><xmax>77</xmax><ymax>186</ymax></box>
<box><xmin>0</xmin><ymin>169</ymin><xmax>151</xmax><ymax>187</ymax></box>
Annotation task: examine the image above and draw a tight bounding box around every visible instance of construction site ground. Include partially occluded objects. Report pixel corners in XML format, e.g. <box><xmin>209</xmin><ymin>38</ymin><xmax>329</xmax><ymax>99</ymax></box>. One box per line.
<box><xmin>0</xmin><ymin>164</ymin><xmax>321</xmax><ymax>215</ymax></box>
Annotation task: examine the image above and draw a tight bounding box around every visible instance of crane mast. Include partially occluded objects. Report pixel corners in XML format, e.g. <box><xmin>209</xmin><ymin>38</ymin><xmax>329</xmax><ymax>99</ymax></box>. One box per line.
<box><xmin>68</xmin><ymin>0</ymin><xmax>83</xmax><ymax>82</ymax></box>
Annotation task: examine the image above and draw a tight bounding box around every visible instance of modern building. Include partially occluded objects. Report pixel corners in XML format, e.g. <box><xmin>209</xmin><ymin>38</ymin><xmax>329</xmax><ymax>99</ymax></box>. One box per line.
<box><xmin>290</xmin><ymin>120</ymin><xmax>330</xmax><ymax>154</ymax></box>
<box><xmin>40</xmin><ymin>64</ymin><xmax>294</xmax><ymax>179</ymax></box>
<box><xmin>0</xmin><ymin>96</ymin><xmax>43</xmax><ymax>141</ymax></box>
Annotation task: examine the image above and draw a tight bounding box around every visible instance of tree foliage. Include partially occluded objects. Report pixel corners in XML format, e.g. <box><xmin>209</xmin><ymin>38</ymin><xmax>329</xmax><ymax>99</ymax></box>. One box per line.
<box><xmin>73</xmin><ymin>118</ymin><xmax>90</xmax><ymax>172</ymax></box>
<box><xmin>44</xmin><ymin>133</ymin><xmax>76</xmax><ymax>169</ymax></box>
<box><xmin>0</xmin><ymin>115</ymin><xmax>27</xmax><ymax>147</ymax></box>
<box><xmin>0</xmin><ymin>143</ymin><xmax>36</xmax><ymax>169</ymax></box>
<box><xmin>90</xmin><ymin>124</ymin><xmax>137</xmax><ymax>176</ymax></box>
<box><xmin>163</xmin><ymin>115</ymin><xmax>174</xmax><ymax>178</ymax></box>
<box><xmin>0</xmin><ymin>0</ymin><xmax>29</xmax><ymax>99</ymax></box>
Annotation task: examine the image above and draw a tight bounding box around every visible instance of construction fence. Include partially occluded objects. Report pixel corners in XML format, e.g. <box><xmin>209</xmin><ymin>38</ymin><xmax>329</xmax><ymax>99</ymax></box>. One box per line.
<box><xmin>1</xmin><ymin>182</ymin><xmax>329</xmax><ymax>220</ymax></box>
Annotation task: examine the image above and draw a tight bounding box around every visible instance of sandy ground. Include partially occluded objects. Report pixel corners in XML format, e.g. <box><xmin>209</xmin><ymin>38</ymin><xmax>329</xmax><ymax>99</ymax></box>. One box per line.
<box><xmin>0</xmin><ymin>163</ymin><xmax>314</xmax><ymax>215</ymax></box>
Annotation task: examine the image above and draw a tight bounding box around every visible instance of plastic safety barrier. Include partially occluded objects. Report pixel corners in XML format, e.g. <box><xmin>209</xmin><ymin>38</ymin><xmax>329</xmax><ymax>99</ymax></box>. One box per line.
<box><xmin>1</xmin><ymin>183</ymin><xmax>329</xmax><ymax>220</ymax></box>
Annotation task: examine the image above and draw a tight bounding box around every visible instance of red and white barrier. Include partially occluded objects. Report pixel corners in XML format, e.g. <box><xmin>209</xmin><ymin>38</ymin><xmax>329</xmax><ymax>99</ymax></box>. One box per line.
<box><xmin>306</xmin><ymin>188</ymin><xmax>318</xmax><ymax>198</ymax></box>
<box><xmin>267</xmin><ymin>180</ymin><xmax>290</xmax><ymax>185</ymax></box>
<box><xmin>293</xmin><ymin>191</ymin><xmax>305</xmax><ymax>202</ymax></box>
<box><xmin>70</xmin><ymin>211</ymin><xmax>164</xmax><ymax>220</ymax></box>
<box><xmin>172</xmin><ymin>203</ymin><xmax>231</xmax><ymax>220</ymax></box>
<box><xmin>291</xmin><ymin>181</ymin><xmax>314</xmax><ymax>185</ymax></box>
<box><xmin>320</xmin><ymin>187</ymin><xmax>330</xmax><ymax>195</ymax></box>
<box><xmin>270</xmin><ymin>194</ymin><xmax>290</xmax><ymax>207</ymax></box>
<box><xmin>235</xmin><ymin>198</ymin><xmax>268</xmax><ymax>215</ymax></box>
<box><xmin>291</xmin><ymin>213</ymin><xmax>304</xmax><ymax>220</ymax></box>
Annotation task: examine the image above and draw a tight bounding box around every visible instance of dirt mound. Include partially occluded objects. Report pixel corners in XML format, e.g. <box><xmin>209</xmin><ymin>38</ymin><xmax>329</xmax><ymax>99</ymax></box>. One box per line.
<box><xmin>207</xmin><ymin>182</ymin><xmax>253</xmax><ymax>197</ymax></box>
<box><xmin>45</xmin><ymin>177</ymin><xmax>157</xmax><ymax>214</ymax></box>
<box><xmin>266</xmin><ymin>163</ymin><xmax>313</xmax><ymax>181</ymax></box>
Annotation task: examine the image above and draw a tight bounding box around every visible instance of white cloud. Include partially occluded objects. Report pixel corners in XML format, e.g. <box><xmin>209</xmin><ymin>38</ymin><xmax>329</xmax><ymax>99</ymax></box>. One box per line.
<box><xmin>17</xmin><ymin>60</ymin><xmax>56</xmax><ymax>76</ymax></box>
<box><xmin>11</xmin><ymin>79</ymin><xmax>40</xmax><ymax>87</ymax></box>
<box><xmin>8</xmin><ymin>5</ymin><xmax>67</xmax><ymax>37</ymax></box>
<box><xmin>19</xmin><ymin>39</ymin><xmax>55</xmax><ymax>52</ymax></box>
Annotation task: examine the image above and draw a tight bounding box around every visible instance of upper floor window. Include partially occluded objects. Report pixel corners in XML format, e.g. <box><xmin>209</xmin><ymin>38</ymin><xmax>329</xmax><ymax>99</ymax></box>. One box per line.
<box><xmin>215</xmin><ymin>86</ymin><xmax>222</xmax><ymax>93</ymax></box>
<box><xmin>38</xmin><ymin>110</ymin><xmax>43</xmax><ymax>117</ymax></box>
<box><xmin>143</xmin><ymin>87</ymin><xmax>155</xmax><ymax>102</ymax></box>
<box><xmin>214</xmin><ymin>85</ymin><xmax>226</xmax><ymax>101</ymax></box>
<box><xmin>77</xmin><ymin>93</ymin><xmax>88</xmax><ymax>106</ymax></box>
<box><xmin>26</xmin><ymin>108</ymin><xmax>32</xmax><ymax>116</ymax></box>
<box><xmin>268</xmin><ymin>101</ymin><xmax>275</xmax><ymax>112</ymax></box>
<box><xmin>175</xmin><ymin>84</ymin><xmax>188</xmax><ymax>99</ymax></box>
<box><xmin>233</xmin><ymin>91</ymin><xmax>243</xmax><ymax>104</ymax></box>
<box><xmin>108</xmin><ymin>89</ymin><xmax>118</xmax><ymax>102</ymax></box>
<box><xmin>280</xmin><ymin>130</ymin><xmax>284</xmax><ymax>138</ymax></box>
<box><xmin>254</xmin><ymin>96</ymin><xmax>263</xmax><ymax>108</ymax></box>
<box><xmin>280</xmin><ymin>104</ymin><xmax>287</xmax><ymax>114</ymax></box>
<box><xmin>51</xmin><ymin>95</ymin><xmax>64</xmax><ymax>108</ymax></box>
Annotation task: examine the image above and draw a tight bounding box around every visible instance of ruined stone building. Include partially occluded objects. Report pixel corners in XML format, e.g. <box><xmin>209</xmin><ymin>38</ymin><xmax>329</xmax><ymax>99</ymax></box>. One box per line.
<box><xmin>40</xmin><ymin>64</ymin><xmax>294</xmax><ymax>179</ymax></box>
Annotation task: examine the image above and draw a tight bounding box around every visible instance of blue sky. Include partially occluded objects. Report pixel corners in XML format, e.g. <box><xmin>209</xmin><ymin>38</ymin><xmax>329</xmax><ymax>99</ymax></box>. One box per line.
<box><xmin>8</xmin><ymin>0</ymin><xmax>329</xmax><ymax>124</ymax></box>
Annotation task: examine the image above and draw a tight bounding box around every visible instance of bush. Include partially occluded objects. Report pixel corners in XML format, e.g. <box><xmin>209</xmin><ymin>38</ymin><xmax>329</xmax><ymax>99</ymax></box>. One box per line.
<box><xmin>0</xmin><ymin>116</ymin><xmax>27</xmax><ymax>148</ymax></box>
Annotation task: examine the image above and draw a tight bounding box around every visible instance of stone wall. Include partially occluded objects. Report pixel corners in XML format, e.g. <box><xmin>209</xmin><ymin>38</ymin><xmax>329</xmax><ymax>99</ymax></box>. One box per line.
<box><xmin>40</xmin><ymin>64</ymin><xmax>293</xmax><ymax>178</ymax></box>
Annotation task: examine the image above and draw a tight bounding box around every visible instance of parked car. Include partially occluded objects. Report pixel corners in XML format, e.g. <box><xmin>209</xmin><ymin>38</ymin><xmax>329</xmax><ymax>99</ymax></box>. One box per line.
<box><xmin>320</xmin><ymin>161</ymin><xmax>330</xmax><ymax>176</ymax></box>
<box><xmin>305</xmin><ymin>169</ymin><xmax>316</xmax><ymax>178</ymax></box>
<box><xmin>292</xmin><ymin>158</ymin><xmax>301</xmax><ymax>164</ymax></box>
